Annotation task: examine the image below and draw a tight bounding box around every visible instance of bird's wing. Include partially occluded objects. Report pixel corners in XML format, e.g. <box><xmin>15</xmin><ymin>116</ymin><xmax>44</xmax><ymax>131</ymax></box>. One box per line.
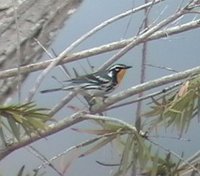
<box><xmin>65</xmin><ymin>71</ymin><xmax>111</xmax><ymax>84</ymax></box>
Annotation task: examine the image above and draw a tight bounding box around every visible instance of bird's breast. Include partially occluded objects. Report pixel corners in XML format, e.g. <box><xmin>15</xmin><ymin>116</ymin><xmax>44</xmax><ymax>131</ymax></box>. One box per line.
<box><xmin>117</xmin><ymin>69</ymin><xmax>126</xmax><ymax>84</ymax></box>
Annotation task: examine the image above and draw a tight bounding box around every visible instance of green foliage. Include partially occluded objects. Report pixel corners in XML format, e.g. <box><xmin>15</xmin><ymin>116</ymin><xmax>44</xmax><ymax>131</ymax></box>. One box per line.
<box><xmin>16</xmin><ymin>165</ymin><xmax>45</xmax><ymax>176</ymax></box>
<box><xmin>113</xmin><ymin>133</ymin><xmax>152</xmax><ymax>176</ymax></box>
<box><xmin>68</xmin><ymin>118</ymin><xmax>155</xmax><ymax>176</ymax></box>
<box><xmin>144</xmin><ymin>77</ymin><xmax>200</xmax><ymax>135</ymax></box>
<box><xmin>7</xmin><ymin>77</ymin><xmax>200</xmax><ymax>175</ymax></box>
<box><xmin>0</xmin><ymin>102</ymin><xmax>50</xmax><ymax>143</ymax></box>
<box><xmin>143</xmin><ymin>153</ymin><xmax>182</xmax><ymax>176</ymax></box>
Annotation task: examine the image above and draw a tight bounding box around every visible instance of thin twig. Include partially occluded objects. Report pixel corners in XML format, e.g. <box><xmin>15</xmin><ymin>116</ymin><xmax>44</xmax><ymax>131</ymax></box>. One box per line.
<box><xmin>146</xmin><ymin>63</ymin><xmax>179</xmax><ymax>72</ymax></box>
<box><xmin>179</xmin><ymin>150</ymin><xmax>200</xmax><ymax>169</ymax></box>
<box><xmin>51</xmin><ymin>48</ymin><xmax>71</xmax><ymax>79</ymax></box>
<box><xmin>91</xmin><ymin>66</ymin><xmax>200</xmax><ymax>113</ymax></box>
<box><xmin>27</xmin><ymin>146</ymin><xmax>63</xmax><ymax>176</ymax></box>
<box><xmin>48</xmin><ymin>92</ymin><xmax>77</xmax><ymax>116</ymax></box>
<box><xmin>133</xmin><ymin>2</ymin><xmax>151</xmax><ymax>175</ymax></box>
<box><xmin>36</xmin><ymin>131</ymin><xmax>121</xmax><ymax>171</ymax></box>
<box><xmin>26</xmin><ymin>0</ymin><xmax>163</xmax><ymax>102</ymax></box>
<box><xmin>0</xmin><ymin>19</ymin><xmax>199</xmax><ymax>79</ymax></box>
<box><xmin>106</xmin><ymin>77</ymin><xmax>182</xmax><ymax>111</ymax></box>
<box><xmin>0</xmin><ymin>111</ymin><xmax>87</xmax><ymax>160</ymax></box>
<box><xmin>12</xmin><ymin>0</ymin><xmax>21</xmax><ymax>102</ymax></box>
<box><xmin>148</xmin><ymin>138</ymin><xmax>200</xmax><ymax>174</ymax></box>
<box><xmin>0</xmin><ymin>65</ymin><xmax>200</xmax><ymax>160</ymax></box>
<box><xmin>98</xmin><ymin>5</ymin><xmax>187</xmax><ymax>71</ymax></box>
<box><xmin>135</xmin><ymin>0</ymin><xmax>150</xmax><ymax>131</ymax></box>
<box><xmin>81</xmin><ymin>114</ymin><xmax>138</xmax><ymax>132</ymax></box>
<box><xmin>36</xmin><ymin>113</ymin><xmax>144</xmax><ymax>171</ymax></box>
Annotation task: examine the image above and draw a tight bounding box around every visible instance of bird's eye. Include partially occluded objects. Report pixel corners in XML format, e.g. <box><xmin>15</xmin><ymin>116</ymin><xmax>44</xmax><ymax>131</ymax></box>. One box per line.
<box><xmin>115</xmin><ymin>68</ymin><xmax>120</xmax><ymax>71</ymax></box>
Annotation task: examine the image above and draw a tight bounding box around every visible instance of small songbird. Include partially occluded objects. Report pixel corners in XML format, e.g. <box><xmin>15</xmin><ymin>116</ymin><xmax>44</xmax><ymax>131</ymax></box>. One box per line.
<box><xmin>41</xmin><ymin>63</ymin><xmax>132</xmax><ymax>97</ymax></box>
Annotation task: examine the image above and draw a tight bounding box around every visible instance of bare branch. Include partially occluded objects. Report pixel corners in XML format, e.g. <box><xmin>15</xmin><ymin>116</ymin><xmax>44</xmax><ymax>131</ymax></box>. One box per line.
<box><xmin>0</xmin><ymin>19</ymin><xmax>199</xmax><ymax>80</ymax></box>
<box><xmin>25</xmin><ymin>0</ymin><xmax>163</xmax><ymax>102</ymax></box>
<box><xmin>27</xmin><ymin>146</ymin><xmax>63</xmax><ymax>176</ymax></box>
<box><xmin>48</xmin><ymin>92</ymin><xmax>77</xmax><ymax>116</ymax></box>
<box><xmin>12</xmin><ymin>0</ymin><xmax>22</xmax><ymax>102</ymax></box>
<box><xmin>106</xmin><ymin>81</ymin><xmax>182</xmax><ymax>111</ymax></box>
<box><xmin>91</xmin><ymin>65</ymin><xmax>200</xmax><ymax>113</ymax></box>
<box><xmin>0</xmin><ymin>110</ymin><xmax>144</xmax><ymax>161</ymax></box>
<box><xmin>0</xmin><ymin>112</ymin><xmax>86</xmax><ymax>160</ymax></box>
<box><xmin>0</xmin><ymin>74</ymin><xmax>188</xmax><ymax>161</ymax></box>
<box><xmin>98</xmin><ymin>5</ymin><xmax>188</xmax><ymax>71</ymax></box>
<box><xmin>1</xmin><ymin>65</ymin><xmax>200</xmax><ymax>161</ymax></box>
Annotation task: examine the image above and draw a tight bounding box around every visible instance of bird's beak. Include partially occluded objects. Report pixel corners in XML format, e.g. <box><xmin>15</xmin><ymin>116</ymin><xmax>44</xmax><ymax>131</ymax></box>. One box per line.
<box><xmin>125</xmin><ymin>65</ymin><xmax>132</xmax><ymax>69</ymax></box>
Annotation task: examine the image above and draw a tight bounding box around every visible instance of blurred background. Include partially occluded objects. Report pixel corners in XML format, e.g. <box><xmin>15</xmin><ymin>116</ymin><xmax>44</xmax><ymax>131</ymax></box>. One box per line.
<box><xmin>1</xmin><ymin>0</ymin><xmax>200</xmax><ymax>175</ymax></box>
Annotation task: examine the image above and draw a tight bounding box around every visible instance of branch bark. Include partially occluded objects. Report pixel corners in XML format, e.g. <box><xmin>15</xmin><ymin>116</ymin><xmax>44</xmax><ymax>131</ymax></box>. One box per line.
<box><xmin>1</xmin><ymin>64</ymin><xmax>200</xmax><ymax>160</ymax></box>
<box><xmin>0</xmin><ymin>19</ymin><xmax>199</xmax><ymax>80</ymax></box>
<box><xmin>91</xmin><ymin>65</ymin><xmax>200</xmax><ymax>113</ymax></box>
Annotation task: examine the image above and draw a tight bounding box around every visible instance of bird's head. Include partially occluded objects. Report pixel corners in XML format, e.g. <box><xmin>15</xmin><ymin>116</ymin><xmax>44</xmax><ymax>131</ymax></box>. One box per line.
<box><xmin>108</xmin><ymin>64</ymin><xmax>132</xmax><ymax>84</ymax></box>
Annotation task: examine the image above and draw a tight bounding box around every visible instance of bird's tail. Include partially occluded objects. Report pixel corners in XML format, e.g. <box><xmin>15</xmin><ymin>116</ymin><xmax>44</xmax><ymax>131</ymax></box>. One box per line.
<box><xmin>40</xmin><ymin>85</ymin><xmax>75</xmax><ymax>93</ymax></box>
<box><xmin>40</xmin><ymin>88</ymin><xmax>63</xmax><ymax>93</ymax></box>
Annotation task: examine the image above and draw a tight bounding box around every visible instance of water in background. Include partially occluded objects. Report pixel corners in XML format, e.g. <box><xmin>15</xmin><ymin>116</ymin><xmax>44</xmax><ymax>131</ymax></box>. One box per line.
<box><xmin>2</xmin><ymin>0</ymin><xmax>200</xmax><ymax>175</ymax></box>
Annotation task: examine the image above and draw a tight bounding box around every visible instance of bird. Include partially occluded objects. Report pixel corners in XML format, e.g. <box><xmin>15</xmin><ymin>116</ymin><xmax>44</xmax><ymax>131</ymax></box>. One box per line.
<box><xmin>41</xmin><ymin>63</ymin><xmax>132</xmax><ymax>97</ymax></box>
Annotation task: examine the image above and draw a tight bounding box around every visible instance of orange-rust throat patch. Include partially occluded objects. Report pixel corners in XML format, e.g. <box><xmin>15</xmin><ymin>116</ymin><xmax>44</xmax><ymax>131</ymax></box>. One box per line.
<box><xmin>117</xmin><ymin>69</ymin><xmax>127</xmax><ymax>84</ymax></box>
